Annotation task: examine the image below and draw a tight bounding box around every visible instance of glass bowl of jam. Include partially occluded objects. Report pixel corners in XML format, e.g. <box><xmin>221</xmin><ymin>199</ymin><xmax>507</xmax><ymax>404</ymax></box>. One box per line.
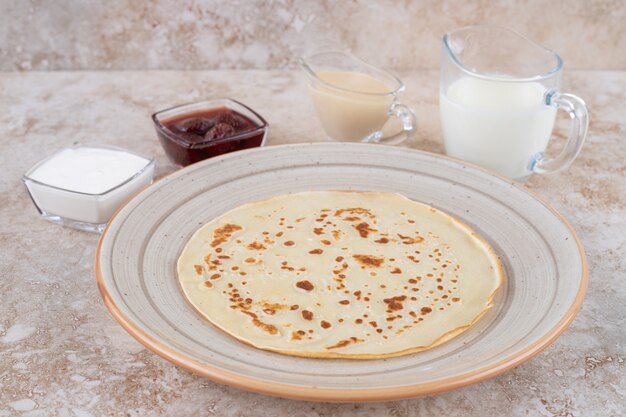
<box><xmin>152</xmin><ymin>99</ymin><xmax>269</xmax><ymax>167</ymax></box>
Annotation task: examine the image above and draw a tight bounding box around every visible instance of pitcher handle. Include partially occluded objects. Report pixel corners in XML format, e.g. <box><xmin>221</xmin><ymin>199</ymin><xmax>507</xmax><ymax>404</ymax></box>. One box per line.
<box><xmin>365</xmin><ymin>103</ymin><xmax>417</xmax><ymax>145</ymax></box>
<box><xmin>530</xmin><ymin>90</ymin><xmax>589</xmax><ymax>174</ymax></box>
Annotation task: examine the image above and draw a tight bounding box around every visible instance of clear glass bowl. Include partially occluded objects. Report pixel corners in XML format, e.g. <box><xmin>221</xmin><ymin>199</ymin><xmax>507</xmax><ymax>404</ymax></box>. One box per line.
<box><xmin>23</xmin><ymin>145</ymin><xmax>155</xmax><ymax>233</ymax></box>
<box><xmin>152</xmin><ymin>98</ymin><xmax>269</xmax><ymax>167</ymax></box>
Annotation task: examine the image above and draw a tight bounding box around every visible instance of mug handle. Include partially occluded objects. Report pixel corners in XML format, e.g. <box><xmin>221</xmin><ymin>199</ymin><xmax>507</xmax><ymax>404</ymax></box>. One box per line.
<box><xmin>365</xmin><ymin>103</ymin><xmax>417</xmax><ymax>145</ymax></box>
<box><xmin>530</xmin><ymin>91</ymin><xmax>589</xmax><ymax>174</ymax></box>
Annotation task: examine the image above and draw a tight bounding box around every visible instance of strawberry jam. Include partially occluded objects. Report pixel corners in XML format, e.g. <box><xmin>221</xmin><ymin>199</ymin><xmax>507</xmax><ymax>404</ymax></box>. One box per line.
<box><xmin>153</xmin><ymin>100</ymin><xmax>268</xmax><ymax>167</ymax></box>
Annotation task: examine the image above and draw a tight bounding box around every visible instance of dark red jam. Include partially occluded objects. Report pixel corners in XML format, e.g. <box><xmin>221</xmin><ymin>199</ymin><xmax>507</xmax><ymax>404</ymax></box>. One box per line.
<box><xmin>156</xmin><ymin>107</ymin><xmax>266</xmax><ymax>167</ymax></box>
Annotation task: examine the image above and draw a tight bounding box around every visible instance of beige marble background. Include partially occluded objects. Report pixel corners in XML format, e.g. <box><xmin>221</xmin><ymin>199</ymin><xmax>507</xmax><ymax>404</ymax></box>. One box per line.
<box><xmin>1</xmin><ymin>0</ymin><xmax>625</xmax><ymax>71</ymax></box>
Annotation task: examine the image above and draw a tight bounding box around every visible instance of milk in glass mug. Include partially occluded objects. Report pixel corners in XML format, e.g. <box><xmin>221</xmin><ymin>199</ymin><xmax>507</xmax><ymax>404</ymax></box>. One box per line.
<box><xmin>440</xmin><ymin>26</ymin><xmax>589</xmax><ymax>181</ymax></box>
<box><xmin>302</xmin><ymin>51</ymin><xmax>417</xmax><ymax>144</ymax></box>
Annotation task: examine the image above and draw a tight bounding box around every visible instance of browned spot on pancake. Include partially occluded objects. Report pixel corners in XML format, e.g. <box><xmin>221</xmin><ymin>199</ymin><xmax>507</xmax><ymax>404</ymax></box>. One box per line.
<box><xmin>408</xmin><ymin>311</ymin><xmax>417</xmax><ymax>318</ymax></box>
<box><xmin>290</xmin><ymin>304</ymin><xmax>299</xmax><ymax>310</ymax></box>
<box><xmin>194</xmin><ymin>265</ymin><xmax>203</xmax><ymax>275</ymax></box>
<box><xmin>241</xmin><ymin>310</ymin><xmax>257</xmax><ymax>319</ymax></box>
<box><xmin>397</xmin><ymin>234</ymin><xmax>424</xmax><ymax>244</ymax></box>
<box><xmin>353</xmin><ymin>290</ymin><xmax>362</xmax><ymax>300</ymax></box>
<box><xmin>384</xmin><ymin>295</ymin><xmax>407</xmax><ymax>311</ymax></box>
<box><xmin>390</xmin><ymin>267</ymin><xmax>402</xmax><ymax>274</ymax></box>
<box><xmin>352</xmin><ymin>254</ymin><xmax>385</xmax><ymax>268</ymax></box>
<box><xmin>244</xmin><ymin>257</ymin><xmax>256</xmax><ymax>264</ymax></box>
<box><xmin>335</xmin><ymin>256</ymin><xmax>344</xmax><ymax>262</ymax></box>
<box><xmin>321</xmin><ymin>239</ymin><xmax>332</xmax><ymax>246</ymax></box>
<box><xmin>325</xmin><ymin>336</ymin><xmax>363</xmax><ymax>350</ymax></box>
<box><xmin>407</xmin><ymin>256</ymin><xmax>421</xmax><ymax>264</ymax></box>
<box><xmin>343</xmin><ymin>216</ymin><xmax>361</xmax><ymax>221</ymax></box>
<box><xmin>421</xmin><ymin>307</ymin><xmax>433</xmax><ymax>315</ymax></box>
<box><xmin>332</xmin><ymin>262</ymin><xmax>348</xmax><ymax>275</ymax></box>
<box><xmin>408</xmin><ymin>219</ymin><xmax>415</xmax><ymax>223</ymax></box>
<box><xmin>368</xmin><ymin>321</ymin><xmax>378</xmax><ymax>328</ymax></box>
<box><xmin>339</xmin><ymin>300</ymin><xmax>350</xmax><ymax>305</ymax></box>
<box><xmin>204</xmin><ymin>254</ymin><xmax>217</xmax><ymax>270</ymax></box>
<box><xmin>334</xmin><ymin>207</ymin><xmax>375</xmax><ymax>220</ymax></box>
<box><xmin>355</xmin><ymin>318</ymin><xmax>363</xmax><ymax>324</ymax></box>
<box><xmin>452</xmin><ymin>297</ymin><xmax>461</xmax><ymax>302</ymax></box>
<box><xmin>354</xmin><ymin>222</ymin><xmax>377</xmax><ymax>238</ymax></box>
<box><xmin>308</xmin><ymin>249</ymin><xmax>323</xmax><ymax>254</ymax></box>
<box><xmin>259</xmin><ymin>301</ymin><xmax>287</xmax><ymax>311</ymax></box>
<box><xmin>374</xmin><ymin>237</ymin><xmax>389</xmax><ymax>244</ymax></box>
<box><xmin>331</xmin><ymin>230</ymin><xmax>342</xmax><ymax>240</ymax></box>
<box><xmin>210</xmin><ymin>273</ymin><xmax>221</xmax><ymax>280</ymax></box>
<box><xmin>263</xmin><ymin>308</ymin><xmax>276</xmax><ymax>315</ymax></box>
<box><xmin>291</xmin><ymin>330</ymin><xmax>306</xmax><ymax>341</ymax></box>
<box><xmin>320</xmin><ymin>320</ymin><xmax>332</xmax><ymax>329</ymax></box>
<box><xmin>296</xmin><ymin>280</ymin><xmax>314</xmax><ymax>291</ymax></box>
<box><xmin>252</xmin><ymin>318</ymin><xmax>278</xmax><ymax>335</ymax></box>
<box><xmin>313</xmin><ymin>227</ymin><xmax>324</xmax><ymax>235</ymax></box>
<box><xmin>202</xmin><ymin>280</ymin><xmax>213</xmax><ymax>288</ymax></box>
<box><xmin>211</xmin><ymin>224</ymin><xmax>242</xmax><ymax>247</ymax></box>
<box><xmin>247</xmin><ymin>241</ymin><xmax>266</xmax><ymax>250</ymax></box>
<box><xmin>284</xmin><ymin>240</ymin><xmax>295</xmax><ymax>246</ymax></box>
<box><xmin>301</xmin><ymin>310</ymin><xmax>314</xmax><ymax>320</ymax></box>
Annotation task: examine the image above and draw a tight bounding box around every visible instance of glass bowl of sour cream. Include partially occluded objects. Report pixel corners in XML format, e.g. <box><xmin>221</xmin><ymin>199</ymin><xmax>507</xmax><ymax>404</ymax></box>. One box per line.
<box><xmin>23</xmin><ymin>145</ymin><xmax>155</xmax><ymax>233</ymax></box>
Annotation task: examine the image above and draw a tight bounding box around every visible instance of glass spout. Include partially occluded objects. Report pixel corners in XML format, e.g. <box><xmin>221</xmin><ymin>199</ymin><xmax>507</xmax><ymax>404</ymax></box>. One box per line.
<box><xmin>443</xmin><ymin>25</ymin><xmax>563</xmax><ymax>82</ymax></box>
<box><xmin>300</xmin><ymin>50</ymin><xmax>404</xmax><ymax>96</ymax></box>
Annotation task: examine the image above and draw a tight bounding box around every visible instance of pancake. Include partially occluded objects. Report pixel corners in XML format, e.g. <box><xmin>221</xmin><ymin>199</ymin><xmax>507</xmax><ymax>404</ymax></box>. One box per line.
<box><xmin>177</xmin><ymin>191</ymin><xmax>503</xmax><ymax>359</ymax></box>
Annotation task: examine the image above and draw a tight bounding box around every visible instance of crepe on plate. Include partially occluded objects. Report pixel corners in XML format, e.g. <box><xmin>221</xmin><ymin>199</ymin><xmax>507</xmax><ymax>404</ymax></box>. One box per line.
<box><xmin>177</xmin><ymin>191</ymin><xmax>503</xmax><ymax>359</ymax></box>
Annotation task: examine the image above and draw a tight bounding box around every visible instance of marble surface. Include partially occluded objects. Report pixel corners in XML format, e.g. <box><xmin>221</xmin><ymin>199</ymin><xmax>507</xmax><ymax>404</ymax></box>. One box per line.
<box><xmin>0</xmin><ymin>69</ymin><xmax>624</xmax><ymax>416</ymax></box>
<box><xmin>1</xmin><ymin>0</ymin><xmax>625</xmax><ymax>71</ymax></box>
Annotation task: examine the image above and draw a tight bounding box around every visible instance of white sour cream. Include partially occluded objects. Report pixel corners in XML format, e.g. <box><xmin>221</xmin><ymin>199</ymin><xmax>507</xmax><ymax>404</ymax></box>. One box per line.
<box><xmin>24</xmin><ymin>146</ymin><xmax>154</xmax><ymax>230</ymax></box>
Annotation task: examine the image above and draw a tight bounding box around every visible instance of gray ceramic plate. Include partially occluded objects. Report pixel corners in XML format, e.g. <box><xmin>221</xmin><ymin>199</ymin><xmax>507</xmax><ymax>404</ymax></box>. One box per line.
<box><xmin>96</xmin><ymin>143</ymin><xmax>587</xmax><ymax>402</ymax></box>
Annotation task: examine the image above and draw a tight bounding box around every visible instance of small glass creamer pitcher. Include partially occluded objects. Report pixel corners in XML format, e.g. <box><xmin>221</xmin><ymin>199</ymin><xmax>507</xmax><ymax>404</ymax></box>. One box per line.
<box><xmin>440</xmin><ymin>25</ymin><xmax>589</xmax><ymax>181</ymax></box>
<box><xmin>302</xmin><ymin>51</ymin><xmax>417</xmax><ymax>144</ymax></box>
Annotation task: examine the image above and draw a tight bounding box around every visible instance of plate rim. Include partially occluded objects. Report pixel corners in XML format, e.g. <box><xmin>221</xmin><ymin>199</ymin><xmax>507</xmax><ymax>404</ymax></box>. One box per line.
<box><xmin>95</xmin><ymin>143</ymin><xmax>588</xmax><ymax>402</ymax></box>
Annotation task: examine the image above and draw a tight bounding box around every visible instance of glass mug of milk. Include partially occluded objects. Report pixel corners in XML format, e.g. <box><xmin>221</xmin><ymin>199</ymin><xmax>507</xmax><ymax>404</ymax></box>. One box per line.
<box><xmin>440</xmin><ymin>26</ymin><xmax>589</xmax><ymax>181</ymax></box>
<box><xmin>301</xmin><ymin>51</ymin><xmax>416</xmax><ymax>144</ymax></box>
